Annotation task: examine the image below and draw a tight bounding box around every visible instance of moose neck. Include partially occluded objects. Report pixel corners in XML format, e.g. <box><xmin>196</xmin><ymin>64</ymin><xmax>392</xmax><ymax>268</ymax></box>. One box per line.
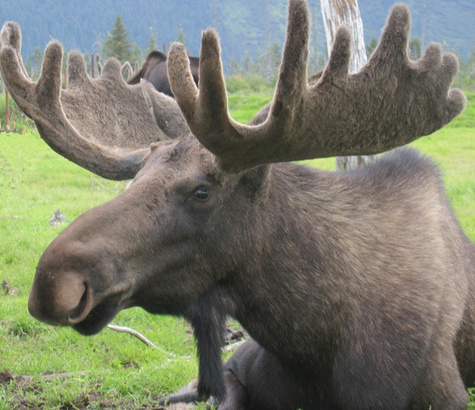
<box><xmin>212</xmin><ymin>163</ymin><xmax>353</xmax><ymax>364</ymax></box>
<box><xmin>217</xmin><ymin>157</ymin><xmax>439</xmax><ymax>370</ymax></box>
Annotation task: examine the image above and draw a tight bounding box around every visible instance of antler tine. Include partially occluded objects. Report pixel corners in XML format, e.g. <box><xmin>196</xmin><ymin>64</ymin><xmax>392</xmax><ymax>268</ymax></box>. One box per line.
<box><xmin>0</xmin><ymin>21</ymin><xmax>194</xmax><ymax>180</ymax></box>
<box><xmin>37</xmin><ymin>41</ymin><xmax>63</xmax><ymax>109</ymax></box>
<box><xmin>167</xmin><ymin>42</ymin><xmax>200</xmax><ymax>127</ymax></box>
<box><xmin>67</xmin><ymin>50</ymin><xmax>89</xmax><ymax>88</ymax></box>
<box><xmin>320</xmin><ymin>28</ymin><xmax>351</xmax><ymax>83</ymax></box>
<box><xmin>0</xmin><ymin>22</ymin><xmax>28</xmax><ymax>78</ymax></box>
<box><xmin>273</xmin><ymin>0</ymin><xmax>309</xmax><ymax>107</ymax></box>
<box><xmin>169</xmin><ymin>0</ymin><xmax>465</xmax><ymax>174</ymax></box>
<box><xmin>167</xmin><ymin>29</ymin><xmax>232</xmax><ymax>143</ymax></box>
<box><xmin>168</xmin><ymin>0</ymin><xmax>312</xmax><ymax>172</ymax></box>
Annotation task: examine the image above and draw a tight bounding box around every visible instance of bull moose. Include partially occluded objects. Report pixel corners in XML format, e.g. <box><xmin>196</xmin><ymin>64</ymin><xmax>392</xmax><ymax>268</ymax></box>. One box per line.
<box><xmin>128</xmin><ymin>49</ymin><xmax>199</xmax><ymax>97</ymax></box>
<box><xmin>0</xmin><ymin>0</ymin><xmax>473</xmax><ymax>408</ymax></box>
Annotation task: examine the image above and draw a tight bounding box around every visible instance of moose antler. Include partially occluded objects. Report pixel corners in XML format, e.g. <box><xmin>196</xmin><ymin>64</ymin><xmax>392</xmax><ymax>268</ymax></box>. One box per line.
<box><xmin>0</xmin><ymin>22</ymin><xmax>189</xmax><ymax>180</ymax></box>
<box><xmin>168</xmin><ymin>0</ymin><xmax>466</xmax><ymax>173</ymax></box>
<box><xmin>1</xmin><ymin>1</ymin><xmax>466</xmax><ymax>178</ymax></box>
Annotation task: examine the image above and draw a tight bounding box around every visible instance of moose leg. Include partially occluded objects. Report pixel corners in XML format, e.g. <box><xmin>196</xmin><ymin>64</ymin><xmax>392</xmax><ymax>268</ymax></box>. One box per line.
<box><xmin>159</xmin><ymin>298</ymin><xmax>227</xmax><ymax>406</ymax></box>
<box><xmin>191</xmin><ymin>305</ymin><xmax>227</xmax><ymax>403</ymax></box>
<box><xmin>217</xmin><ymin>370</ymin><xmax>250</xmax><ymax>410</ymax></box>
<box><xmin>221</xmin><ymin>339</ymin><xmax>328</xmax><ymax>410</ymax></box>
<box><xmin>158</xmin><ymin>379</ymin><xmax>200</xmax><ymax>406</ymax></box>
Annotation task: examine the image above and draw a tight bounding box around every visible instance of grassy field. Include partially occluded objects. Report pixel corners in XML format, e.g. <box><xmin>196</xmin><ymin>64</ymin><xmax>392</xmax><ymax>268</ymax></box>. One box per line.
<box><xmin>0</xmin><ymin>91</ymin><xmax>474</xmax><ymax>408</ymax></box>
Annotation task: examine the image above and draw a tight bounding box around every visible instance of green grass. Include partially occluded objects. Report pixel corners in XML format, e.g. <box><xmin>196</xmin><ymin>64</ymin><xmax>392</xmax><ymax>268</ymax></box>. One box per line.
<box><xmin>0</xmin><ymin>133</ymin><xmax>203</xmax><ymax>408</ymax></box>
<box><xmin>228</xmin><ymin>89</ymin><xmax>273</xmax><ymax>123</ymax></box>
<box><xmin>0</xmin><ymin>91</ymin><xmax>473</xmax><ymax>408</ymax></box>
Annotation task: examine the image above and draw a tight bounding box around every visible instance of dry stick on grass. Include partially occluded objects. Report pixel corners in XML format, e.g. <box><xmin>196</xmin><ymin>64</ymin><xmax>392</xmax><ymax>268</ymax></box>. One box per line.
<box><xmin>107</xmin><ymin>324</ymin><xmax>158</xmax><ymax>348</ymax></box>
<box><xmin>20</xmin><ymin>371</ymin><xmax>88</xmax><ymax>381</ymax></box>
<box><xmin>107</xmin><ymin>324</ymin><xmax>193</xmax><ymax>359</ymax></box>
<box><xmin>107</xmin><ymin>324</ymin><xmax>246</xmax><ymax>357</ymax></box>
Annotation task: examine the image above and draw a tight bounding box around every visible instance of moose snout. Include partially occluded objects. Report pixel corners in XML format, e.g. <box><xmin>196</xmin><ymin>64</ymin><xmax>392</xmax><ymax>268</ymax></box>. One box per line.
<box><xmin>28</xmin><ymin>272</ymin><xmax>93</xmax><ymax>326</ymax></box>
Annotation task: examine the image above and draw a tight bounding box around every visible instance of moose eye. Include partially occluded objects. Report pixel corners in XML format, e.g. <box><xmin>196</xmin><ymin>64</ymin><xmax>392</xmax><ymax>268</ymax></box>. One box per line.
<box><xmin>193</xmin><ymin>186</ymin><xmax>210</xmax><ymax>201</ymax></box>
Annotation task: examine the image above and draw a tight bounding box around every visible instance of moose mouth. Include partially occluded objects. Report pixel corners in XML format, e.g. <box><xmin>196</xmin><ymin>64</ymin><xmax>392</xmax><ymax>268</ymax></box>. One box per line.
<box><xmin>69</xmin><ymin>280</ymin><xmax>133</xmax><ymax>336</ymax></box>
<box><xmin>72</xmin><ymin>299</ymin><xmax>121</xmax><ymax>336</ymax></box>
<box><xmin>70</xmin><ymin>286</ymin><xmax>122</xmax><ymax>336</ymax></box>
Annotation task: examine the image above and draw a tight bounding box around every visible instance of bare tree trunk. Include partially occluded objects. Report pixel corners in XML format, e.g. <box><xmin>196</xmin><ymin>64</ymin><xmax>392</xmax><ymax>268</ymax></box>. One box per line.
<box><xmin>320</xmin><ymin>0</ymin><xmax>378</xmax><ymax>170</ymax></box>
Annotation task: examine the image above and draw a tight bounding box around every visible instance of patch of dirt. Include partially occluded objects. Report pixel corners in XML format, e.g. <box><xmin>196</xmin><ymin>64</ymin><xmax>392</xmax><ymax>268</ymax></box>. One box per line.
<box><xmin>0</xmin><ymin>369</ymin><xmax>15</xmax><ymax>384</ymax></box>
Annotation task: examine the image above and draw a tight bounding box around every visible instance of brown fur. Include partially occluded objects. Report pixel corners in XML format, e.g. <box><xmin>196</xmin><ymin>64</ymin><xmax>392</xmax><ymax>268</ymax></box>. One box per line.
<box><xmin>30</xmin><ymin>141</ymin><xmax>474</xmax><ymax>408</ymax></box>
<box><xmin>167</xmin><ymin>3</ymin><xmax>466</xmax><ymax>173</ymax></box>
<box><xmin>0</xmin><ymin>1</ymin><xmax>473</xmax><ymax>409</ymax></box>
<box><xmin>128</xmin><ymin>50</ymin><xmax>199</xmax><ymax>97</ymax></box>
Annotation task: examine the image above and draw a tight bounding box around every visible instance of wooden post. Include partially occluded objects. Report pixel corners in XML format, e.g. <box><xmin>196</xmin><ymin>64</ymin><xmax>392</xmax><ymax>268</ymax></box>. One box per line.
<box><xmin>320</xmin><ymin>0</ymin><xmax>377</xmax><ymax>170</ymax></box>
<box><xmin>321</xmin><ymin>0</ymin><xmax>367</xmax><ymax>73</ymax></box>
<box><xmin>163</xmin><ymin>42</ymin><xmax>167</xmax><ymax>55</ymax></box>
<box><xmin>96</xmin><ymin>54</ymin><xmax>102</xmax><ymax>74</ymax></box>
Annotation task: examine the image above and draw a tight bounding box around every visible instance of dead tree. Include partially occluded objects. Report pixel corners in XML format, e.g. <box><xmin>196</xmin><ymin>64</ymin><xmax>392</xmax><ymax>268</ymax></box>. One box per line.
<box><xmin>321</xmin><ymin>0</ymin><xmax>378</xmax><ymax>170</ymax></box>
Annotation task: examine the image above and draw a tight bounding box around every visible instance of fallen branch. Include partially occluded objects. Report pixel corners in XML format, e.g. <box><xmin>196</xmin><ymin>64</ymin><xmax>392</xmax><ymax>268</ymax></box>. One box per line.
<box><xmin>107</xmin><ymin>324</ymin><xmax>158</xmax><ymax>348</ymax></box>
<box><xmin>107</xmin><ymin>323</ymin><xmax>245</xmax><ymax>359</ymax></box>
<box><xmin>22</xmin><ymin>371</ymin><xmax>88</xmax><ymax>381</ymax></box>
<box><xmin>106</xmin><ymin>324</ymin><xmax>190</xmax><ymax>359</ymax></box>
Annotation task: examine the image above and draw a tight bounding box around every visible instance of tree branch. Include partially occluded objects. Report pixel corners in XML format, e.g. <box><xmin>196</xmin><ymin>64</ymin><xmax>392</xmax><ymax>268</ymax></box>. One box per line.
<box><xmin>106</xmin><ymin>324</ymin><xmax>192</xmax><ymax>359</ymax></box>
<box><xmin>107</xmin><ymin>324</ymin><xmax>158</xmax><ymax>348</ymax></box>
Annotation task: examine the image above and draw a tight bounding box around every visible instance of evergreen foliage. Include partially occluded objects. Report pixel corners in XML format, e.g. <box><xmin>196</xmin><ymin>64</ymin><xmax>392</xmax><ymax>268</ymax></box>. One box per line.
<box><xmin>0</xmin><ymin>1</ymin><xmax>473</xmax><ymax>90</ymax></box>
<box><xmin>145</xmin><ymin>28</ymin><xmax>158</xmax><ymax>55</ymax></box>
<box><xmin>366</xmin><ymin>37</ymin><xmax>378</xmax><ymax>58</ymax></box>
<box><xmin>25</xmin><ymin>47</ymin><xmax>44</xmax><ymax>80</ymax></box>
<box><xmin>1</xmin><ymin>0</ymin><xmax>472</xmax><ymax>72</ymax></box>
<box><xmin>177</xmin><ymin>26</ymin><xmax>186</xmax><ymax>45</ymax></box>
<box><xmin>103</xmin><ymin>14</ymin><xmax>141</xmax><ymax>64</ymax></box>
<box><xmin>409</xmin><ymin>37</ymin><xmax>422</xmax><ymax>60</ymax></box>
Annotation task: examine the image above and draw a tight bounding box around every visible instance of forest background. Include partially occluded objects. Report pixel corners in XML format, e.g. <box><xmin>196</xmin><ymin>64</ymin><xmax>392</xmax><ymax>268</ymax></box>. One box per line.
<box><xmin>0</xmin><ymin>0</ymin><xmax>474</xmax><ymax>90</ymax></box>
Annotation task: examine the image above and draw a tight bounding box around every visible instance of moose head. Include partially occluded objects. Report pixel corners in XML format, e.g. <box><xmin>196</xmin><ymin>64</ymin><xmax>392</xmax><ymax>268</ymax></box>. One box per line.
<box><xmin>127</xmin><ymin>49</ymin><xmax>200</xmax><ymax>97</ymax></box>
<box><xmin>1</xmin><ymin>0</ymin><xmax>473</xmax><ymax>408</ymax></box>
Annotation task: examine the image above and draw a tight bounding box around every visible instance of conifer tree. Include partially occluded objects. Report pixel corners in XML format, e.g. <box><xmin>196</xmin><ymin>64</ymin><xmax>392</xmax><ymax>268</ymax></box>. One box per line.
<box><xmin>228</xmin><ymin>57</ymin><xmax>240</xmax><ymax>76</ymax></box>
<box><xmin>104</xmin><ymin>14</ymin><xmax>134</xmax><ymax>63</ymax></box>
<box><xmin>177</xmin><ymin>26</ymin><xmax>186</xmax><ymax>45</ymax></box>
<box><xmin>366</xmin><ymin>36</ymin><xmax>378</xmax><ymax>58</ymax></box>
<box><xmin>25</xmin><ymin>46</ymin><xmax>44</xmax><ymax>80</ymax></box>
<box><xmin>409</xmin><ymin>37</ymin><xmax>422</xmax><ymax>60</ymax></box>
<box><xmin>145</xmin><ymin>27</ymin><xmax>158</xmax><ymax>55</ymax></box>
<box><xmin>242</xmin><ymin>52</ymin><xmax>253</xmax><ymax>74</ymax></box>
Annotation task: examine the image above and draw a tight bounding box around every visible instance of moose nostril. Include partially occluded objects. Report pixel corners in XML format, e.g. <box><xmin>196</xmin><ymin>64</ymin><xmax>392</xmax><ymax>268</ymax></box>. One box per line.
<box><xmin>29</xmin><ymin>272</ymin><xmax>91</xmax><ymax>326</ymax></box>
<box><xmin>68</xmin><ymin>283</ymin><xmax>92</xmax><ymax>324</ymax></box>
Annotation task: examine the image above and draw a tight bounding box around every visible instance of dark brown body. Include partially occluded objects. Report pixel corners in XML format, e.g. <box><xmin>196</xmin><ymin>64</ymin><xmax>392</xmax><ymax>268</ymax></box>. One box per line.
<box><xmin>218</xmin><ymin>151</ymin><xmax>475</xmax><ymax>409</ymax></box>
<box><xmin>1</xmin><ymin>1</ymin><xmax>472</xmax><ymax>408</ymax></box>
<box><xmin>128</xmin><ymin>50</ymin><xmax>199</xmax><ymax>96</ymax></box>
<box><xmin>32</xmin><ymin>141</ymin><xmax>475</xmax><ymax>409</ymax></box>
